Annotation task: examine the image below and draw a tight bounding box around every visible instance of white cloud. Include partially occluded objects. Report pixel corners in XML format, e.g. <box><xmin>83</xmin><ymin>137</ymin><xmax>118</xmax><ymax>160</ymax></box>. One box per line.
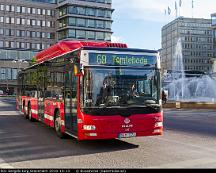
<box><xmin>111</xmin><ymin>35</ymin><xmax>123</xmax><ymax>43</ymax></box>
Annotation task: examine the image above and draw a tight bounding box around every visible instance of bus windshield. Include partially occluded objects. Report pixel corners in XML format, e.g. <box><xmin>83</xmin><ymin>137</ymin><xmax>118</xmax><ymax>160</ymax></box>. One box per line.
<box><xmin>82</xmin><ymin>67</ymin><xmax>160</xmax><ymax>108</ymax></box>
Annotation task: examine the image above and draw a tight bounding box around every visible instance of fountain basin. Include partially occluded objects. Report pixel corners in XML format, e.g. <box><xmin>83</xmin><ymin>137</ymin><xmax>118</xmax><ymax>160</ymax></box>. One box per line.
<box><xmin>163</xmin><ymin>101</ymin><xmax>216</xmax><ymax>109</ymax></box>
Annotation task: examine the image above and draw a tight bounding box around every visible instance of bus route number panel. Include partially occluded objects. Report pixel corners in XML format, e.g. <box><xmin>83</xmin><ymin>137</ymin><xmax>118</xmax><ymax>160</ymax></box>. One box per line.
<box><xmin>88</xmin><ymin>52</ymin><xmax>157</xmax><ymax>67</ymax></box>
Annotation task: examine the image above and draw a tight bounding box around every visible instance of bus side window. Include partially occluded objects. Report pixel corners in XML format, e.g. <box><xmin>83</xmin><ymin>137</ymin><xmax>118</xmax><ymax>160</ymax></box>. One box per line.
<box><xmin>66</xmin><ymin>91</ymin><xmax>71</xmax><ymax>99</ymax></box>
<box><xmin>72</xmin><ymin>75</ymin><xmax>77</xmax><ymax>98</ymax></box>
<box><xmin>45</xmin><ymin>91</ymin><xmax>51</xmax><ymax>98</ymax></box>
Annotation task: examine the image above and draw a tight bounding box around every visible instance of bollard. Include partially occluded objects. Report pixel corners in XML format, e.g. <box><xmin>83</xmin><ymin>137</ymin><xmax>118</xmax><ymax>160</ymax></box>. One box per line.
<box><xmin>176</xmin><ymin>102</ymin><xmax>181</xmax><ymax>109</ymax></box>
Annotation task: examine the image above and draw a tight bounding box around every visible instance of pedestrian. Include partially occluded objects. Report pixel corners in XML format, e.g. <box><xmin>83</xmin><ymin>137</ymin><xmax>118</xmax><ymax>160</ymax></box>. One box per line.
<box><xmin>162</xmin><ymin>90</ymin><xmax>167</xmax><ymax>104</ymax></box>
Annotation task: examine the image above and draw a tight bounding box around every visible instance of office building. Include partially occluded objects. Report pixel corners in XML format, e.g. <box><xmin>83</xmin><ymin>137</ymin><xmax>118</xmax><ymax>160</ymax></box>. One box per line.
<box><xmin>0</xmin><ymin>0</ymin><xmax>57</xmax><ymax>94</ymax></box>
<box><xmin>0</xmin><ymin>0</ymin><xmax>113</xmax><ymax>94</ymax></box>
<box><xmin>211</xmin><ymin>13</ymin><xmax>216</xmax><ymax>57</ymax></box>
<box><xmin>57</xmin><ymin>0</ymin><xmax>113</xmax><ymax>41</ymax></box>
<box><xmin>161</xmin><ymin>17</ymin><xmax>213</xmax><ymax>73</ymax></box>
<box><xmin>211</xmin><ymin>13</ymin><xmax>216</xmax><ymax>73</ymax></box>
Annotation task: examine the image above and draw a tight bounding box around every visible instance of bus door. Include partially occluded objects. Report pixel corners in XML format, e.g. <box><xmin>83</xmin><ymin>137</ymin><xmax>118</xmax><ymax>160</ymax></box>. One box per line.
<box><xmin>64</xmin><ymin>69</ymin><xmax>78</xmax><ymax>136</ymax></box>
<box><xmin>38</xmin><ymin>90</ymin><xmax>44</xmax><ymax>121</ymax></box>
<box><xmin>37</xmin><ymin>67</ymin><xmax>47</xmax><ymax>121</ymax></box>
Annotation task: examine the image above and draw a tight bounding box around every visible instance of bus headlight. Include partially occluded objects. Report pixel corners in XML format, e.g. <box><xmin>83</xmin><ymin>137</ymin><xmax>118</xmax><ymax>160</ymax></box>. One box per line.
<box><xmin>83</xmin><ymin>125</ymin><xmax>96</xmax><ymax>131</ymax></box>
<box><xmin>155</xmin><ymin>122</ymin><xmax>163</xmax><ymax>128</ymax></box>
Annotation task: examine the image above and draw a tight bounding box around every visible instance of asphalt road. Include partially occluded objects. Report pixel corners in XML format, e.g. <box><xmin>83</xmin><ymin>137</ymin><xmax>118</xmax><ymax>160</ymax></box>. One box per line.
<box><xmin>0</xmin><ymin>97</ymin><xmax>216</xmax><ymax>169</ymax></box>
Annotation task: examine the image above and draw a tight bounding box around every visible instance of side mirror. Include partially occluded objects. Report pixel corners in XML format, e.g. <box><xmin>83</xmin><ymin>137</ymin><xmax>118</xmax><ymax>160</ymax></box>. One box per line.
<box><xmin>74</xmin><ymin>64</ymin><xmax>84</xmax><ymax>76</ymax></box>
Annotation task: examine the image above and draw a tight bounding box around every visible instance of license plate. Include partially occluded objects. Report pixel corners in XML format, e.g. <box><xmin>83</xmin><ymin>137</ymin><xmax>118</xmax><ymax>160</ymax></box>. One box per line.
<box><xmin>118</xmin><ymin>132</ymin><xmax>136</xmax><ymax>138</ymax></box>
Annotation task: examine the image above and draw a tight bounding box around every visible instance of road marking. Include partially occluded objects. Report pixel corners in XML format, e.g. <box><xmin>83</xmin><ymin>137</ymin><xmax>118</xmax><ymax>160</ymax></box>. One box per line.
<box><xmin>0</xmin><ymin>163</ymin><xmax>14</xmax><ymax>168</ymax></box>
<box><xmin>0</xmin><ymin>159</ymin><xmax>13</xmax><ymax>168</ymax></box>
<box><xmin>0</xmin><ymin>111</ymin><xmax>20</xmax><ymax>115</ymax></box>
<box><xmin>150</xmin><ymin>157</ymin><xmax>216</xmax><ymax>168</ymax></box>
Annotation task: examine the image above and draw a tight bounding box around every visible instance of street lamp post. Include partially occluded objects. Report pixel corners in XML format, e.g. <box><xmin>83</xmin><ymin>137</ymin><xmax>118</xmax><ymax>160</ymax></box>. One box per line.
<box><xmin>12</xmin><ymin>59</ymin><xmax>28</xmax><ymax>72</ymax></box>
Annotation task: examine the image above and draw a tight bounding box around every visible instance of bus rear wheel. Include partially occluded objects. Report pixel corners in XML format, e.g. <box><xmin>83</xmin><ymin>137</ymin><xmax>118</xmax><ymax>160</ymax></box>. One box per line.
<box><xmin>28</xmin><ymin>105</ymin><xmax>34</xmax><ymax>122</ymax></box>
<box><xmin>54</xmin><ymin>110</ymin><xmax>64</xmax><ymax>138</ymax></box>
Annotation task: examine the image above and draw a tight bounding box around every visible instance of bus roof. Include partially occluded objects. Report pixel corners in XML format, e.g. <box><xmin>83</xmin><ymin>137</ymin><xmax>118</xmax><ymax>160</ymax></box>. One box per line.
<box><xmin>35</xmin><ymin>41</ymin><xmax>128</xmax><ymax>63</ymax></box>
<box><xmin>82</xmin><ymin>47</ymin><xmax>158</xmax><ymax>54</ymax></box>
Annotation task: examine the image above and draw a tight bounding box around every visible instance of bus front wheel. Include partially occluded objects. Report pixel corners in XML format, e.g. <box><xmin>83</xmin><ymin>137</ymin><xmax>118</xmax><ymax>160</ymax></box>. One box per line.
<box><xmin>54</xmin><ymin>110</ymin><xmax>64</xmax><ymax>138</ymax></box>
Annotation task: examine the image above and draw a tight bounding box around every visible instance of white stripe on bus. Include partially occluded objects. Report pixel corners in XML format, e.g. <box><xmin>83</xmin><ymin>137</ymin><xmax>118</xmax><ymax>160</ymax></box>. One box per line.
<box><xmin>44</xmin><ymin>114</ymin><xmax>54</xmax><ymax>121</ymax></box>
<box><xmin>31</xmin><ymin>109</ymin><xmax>38</xmax><ymax>114</ymax></box>
<box><xmin>43</xmin><ymin>114</ymin><xmax>64</xmax><ymax>126</ymax></box>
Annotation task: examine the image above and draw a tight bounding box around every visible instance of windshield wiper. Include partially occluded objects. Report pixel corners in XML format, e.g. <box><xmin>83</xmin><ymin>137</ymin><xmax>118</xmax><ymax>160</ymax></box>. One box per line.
<box><xmin>127</xmin><ymin>103</ymin><xmax>160</xmax><ymax>109</ymax></box>
<box><xmin>143</xmin><ymin>64</ymin><xmax>151</xmax><ymax>66</ymax></box>
<box><xmin>144</xmin><ymin>103</ymin><xmax>160</xmax><ymax>110</ymax></box>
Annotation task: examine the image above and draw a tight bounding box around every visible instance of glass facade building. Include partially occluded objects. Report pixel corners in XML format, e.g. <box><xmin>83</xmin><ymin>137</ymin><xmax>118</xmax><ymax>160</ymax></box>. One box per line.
<box><xmin>0</xmin><ymin>67</ymin><xmax>18</xmax><ymax>80</ymax></box>
<box><xmin>26</xmin><ymin>0</ymin><xmax>57</xmax><ymax>3</ymax></box>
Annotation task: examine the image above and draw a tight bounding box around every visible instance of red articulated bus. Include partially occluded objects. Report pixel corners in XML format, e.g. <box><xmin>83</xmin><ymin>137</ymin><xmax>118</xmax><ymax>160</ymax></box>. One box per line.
<box><xmin>16</xmin><ymin>41</ymin><xmax>163</xmax><ymax>140</ymax></box>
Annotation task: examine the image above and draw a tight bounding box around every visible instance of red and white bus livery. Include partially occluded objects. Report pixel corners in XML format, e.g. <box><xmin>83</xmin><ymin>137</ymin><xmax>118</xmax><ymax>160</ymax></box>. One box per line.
<box><xmin>16</xmin><ymin>41</ymin><xmax>163</xmax><ymax>140</ymax></box>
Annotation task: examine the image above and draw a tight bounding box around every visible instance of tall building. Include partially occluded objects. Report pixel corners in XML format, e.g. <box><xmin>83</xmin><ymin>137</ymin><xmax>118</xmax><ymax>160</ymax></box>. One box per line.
<box><xmin>211</xmin><ymin>13</ymin><xmax>216</xmax><ymax>56</ymax></box>
<box><xmin>161</xmin><ymin>17</ymin><xmax>213</xmax><ymax>73</ymax></box>
<box><xmin>57</xmin><ymin>0</ymin><xmax>113</xmax><ymax>41</ymax></box>
<box><xmin>0</xmin><ymin>0</ymin><xmax>113</xmax><ymax>95</ymax></box>
<box><xmin>0</xmin><ymin>0</ymin><xmax>57</xmax><ymax>94</ymax></box>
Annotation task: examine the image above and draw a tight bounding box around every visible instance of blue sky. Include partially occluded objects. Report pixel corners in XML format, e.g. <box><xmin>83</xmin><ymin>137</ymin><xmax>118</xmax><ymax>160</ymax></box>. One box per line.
<box><xmin>111</xmin><ymin>0</ymin><xmax>216</xmax><ymax>50</ymax></box>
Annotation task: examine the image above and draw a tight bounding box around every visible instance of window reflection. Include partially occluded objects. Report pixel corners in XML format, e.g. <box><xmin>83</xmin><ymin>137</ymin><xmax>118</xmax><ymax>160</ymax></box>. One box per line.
<box><xmin>83</xmin><ymin>67</ymin><xmax>160</xmax><ymax>108</ymax></box>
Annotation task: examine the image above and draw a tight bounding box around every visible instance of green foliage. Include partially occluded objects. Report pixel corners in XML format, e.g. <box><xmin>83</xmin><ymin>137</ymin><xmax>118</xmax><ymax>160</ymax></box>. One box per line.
<box><xmin>30</xmin><ymin>57</ymin><xmax>37</xmax><ymax>66</ymax></box>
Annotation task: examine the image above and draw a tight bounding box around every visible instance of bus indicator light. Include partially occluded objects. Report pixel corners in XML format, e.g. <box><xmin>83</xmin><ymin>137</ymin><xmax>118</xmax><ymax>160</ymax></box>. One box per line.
<box><xmin>153</xmin><ymin>129</ymin><xmax>162</xmax><ymax>134</ymax></box>
<box><xmin>77</xmin><ymin>119</ymin><xmax>83</xmax><ymax>124</ymax></box>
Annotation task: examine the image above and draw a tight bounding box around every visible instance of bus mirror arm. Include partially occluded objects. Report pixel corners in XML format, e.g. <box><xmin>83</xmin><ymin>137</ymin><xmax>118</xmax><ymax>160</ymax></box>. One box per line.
<box><xmin>74</xmin><ymin>64</ymin><xmax>84</xmax><ymax>76</ymax></box>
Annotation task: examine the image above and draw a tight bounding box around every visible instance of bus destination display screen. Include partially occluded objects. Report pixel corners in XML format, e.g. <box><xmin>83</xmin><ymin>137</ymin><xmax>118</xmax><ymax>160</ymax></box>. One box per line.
<box><xmin>88</xmin><ymin>52</ymin><xmax>157</xmax><ymax>66</ymax></box>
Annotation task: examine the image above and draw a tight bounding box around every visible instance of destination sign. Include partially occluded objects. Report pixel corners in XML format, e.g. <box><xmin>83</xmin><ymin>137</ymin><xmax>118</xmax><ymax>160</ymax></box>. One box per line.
<box><xmin>88</xmin><ymin>53</ymin><xmax>157</xmax><ymax>66</ymax></box>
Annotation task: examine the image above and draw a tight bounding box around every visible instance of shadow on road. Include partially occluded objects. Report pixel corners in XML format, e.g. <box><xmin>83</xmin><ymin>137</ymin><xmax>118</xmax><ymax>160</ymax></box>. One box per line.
<box><xmin>0</xmin><ymin>113</ymin><xmax>138</xmax><ymax>163</ymax></box>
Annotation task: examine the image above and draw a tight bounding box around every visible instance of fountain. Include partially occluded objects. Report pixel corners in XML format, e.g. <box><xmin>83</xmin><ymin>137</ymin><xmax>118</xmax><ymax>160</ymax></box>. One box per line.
<box><xmin>162</xmin><ymin>38</ymin><xmax>216</xmax><ymax>108</ymax></box>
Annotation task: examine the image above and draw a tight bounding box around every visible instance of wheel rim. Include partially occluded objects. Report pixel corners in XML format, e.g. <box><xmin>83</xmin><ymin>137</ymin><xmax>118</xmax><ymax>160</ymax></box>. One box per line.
<box><xmin>29</xmin><ymin>109</ymin><xmax>31</xmax><ymax>119</ymax></box>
